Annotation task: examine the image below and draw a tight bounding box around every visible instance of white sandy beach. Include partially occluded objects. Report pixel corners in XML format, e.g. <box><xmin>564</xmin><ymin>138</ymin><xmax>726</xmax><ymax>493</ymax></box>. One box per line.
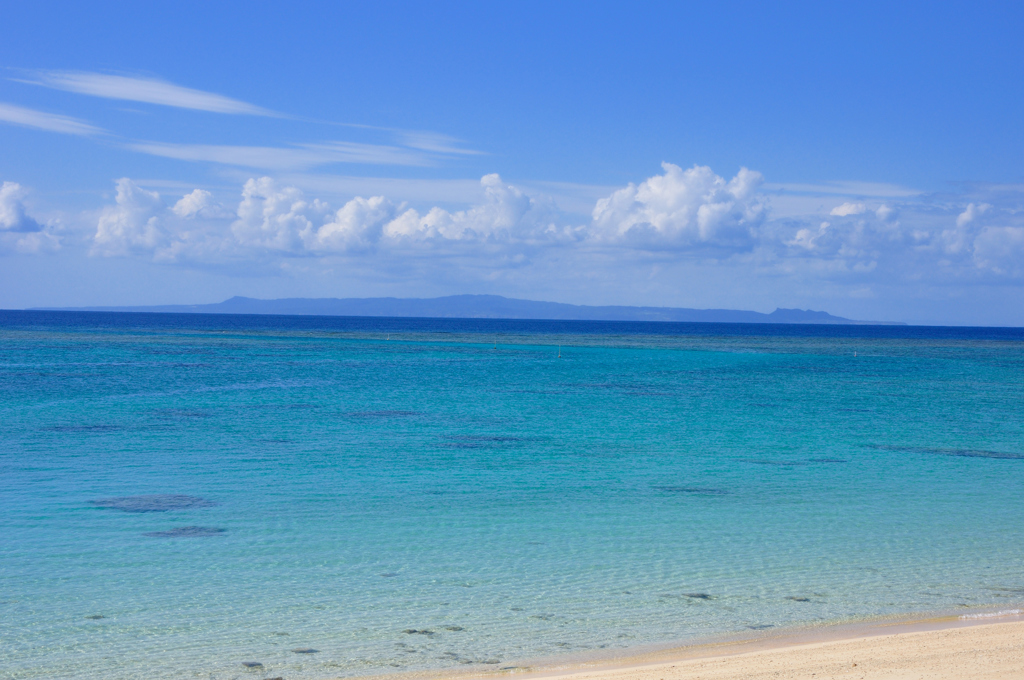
<box><xmin>395</xmin><ymin>616</ymin><xmax>1024</xmax><ymax>680</ymax></box>
<box><xmin>494</xmin><ymin>620</ymin><xmax>1024</xmax><ymax>680</ymax></box>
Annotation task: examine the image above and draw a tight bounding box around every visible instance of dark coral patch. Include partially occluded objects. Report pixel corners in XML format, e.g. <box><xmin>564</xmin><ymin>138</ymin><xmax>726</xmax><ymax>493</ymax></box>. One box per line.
<box><xmin>348</xmin><ymin>410</ymin><xmax>420</xmax><ymax>418</ymax></box>
<box><xmin>44</xmin><ymin>424</ymin><xmax>121</xmax><ymax>433</ymax></box>
<box><xmin>654</xmin><ymin>486</ymin><xmax>729</xmax><ymax>495</ymax></box>
<box><xmin>870</xmin><ymin>444</ymin><xmax>1024</xmax><ymax>460</ymax></box>
<box><xmin>143</xmin><ymin>526</ymin><xmax>225</xmax><ymax>538</ymax></box>
<box><xmin>90</xmin><ymin>494</ymin><xmax>216</xmax><ymax>512</ymax></box>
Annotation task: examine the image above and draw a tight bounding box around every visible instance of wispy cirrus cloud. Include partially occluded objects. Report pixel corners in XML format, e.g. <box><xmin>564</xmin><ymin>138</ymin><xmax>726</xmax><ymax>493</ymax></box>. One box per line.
<box><xmin>325</xmin><ymin>123</ymin><xmax>484</xmax><ymax>156</ymax></box>
<box><xmin>762</xmin><ymin>180</ymin><xmax>922</xmax><ymax>198</ymax></box>
<box><xmin>397</xmin><ymin>131</ymin><xmax>483</xmax><ymax>156</ymax></box>
<box><xmin>18</xmin><ymin>71</ymin><xmax>277</xmax><ymax>116</ymax></box>
<box><xmin>128</xmin><ymin>140</ymin><xmax>434</xmax><ymax>170</ymax></box>
<box><xmin>0</xmin><ymin>102</ymin><xmax>102</xmax><ymax>135</ymax></box>
<box><xmin>9</xmin><ymin>71</ymin><xmax>486</xmax><ymax>163</ymax></box>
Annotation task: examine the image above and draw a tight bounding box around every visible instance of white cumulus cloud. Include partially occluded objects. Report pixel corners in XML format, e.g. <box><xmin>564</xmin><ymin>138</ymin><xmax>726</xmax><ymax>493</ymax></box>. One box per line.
<box><xmin>230</xmin><ymin>177</ymin><xmax>326</xmax><ymax>253</ymax></box>
<box><xmin>172</xmin><ymin>189</ymin><xmax>232</xmax><ymax>219</ymax></box>
<box><xmin>973</xmin><ymin>227</ymin><xmax>1024</xmax><ymax>277</ymax></box>
<box><xmin>173</xmin><ymin>189</ymin><xmax>213</xmax><ymax>218</ymax></box>
<box><xmin>829</xmin><ymin>202</ymin><xmax>866</xmax><ymax>217</ymax></box>
<box><xmin>875</xmin><ymin>204</ymin><xmax>895</xmax><ymax>221</ymax></box>
<box><xmin>956</xmin><ymin>202</ymin><xmax>991</xmax><ymax>228</ymax></box>
<box><xmin>307</xmin><ymin>196</ymin><xmax>398</xmax><ymax>252</ymax></box>
<box><xmin>940</xmin><ymin>203</ymin><xmax>994</xmax><ymax>256</ymax></box>
<box><xmin>787</xmin><ymin>221</ymin><xmax>830</xmax><ymax>251</ymax></box>
<box><xmin>591</xmin><ymin>163</ymin><xmax>764</xmax><ymax>248</ymax></box>
<box><xmin>385</xmin><ymin>174</ymin><xmax>558</xmax><ymax>243</ymax></box>
<box><xmin>0</xmin><ymin>181</ymin><xmax>60</xmax><ymax>254</ymax></box>
<box><xmin>1</xmin><ymin>182</ymin><xmax>42</xmax><ymax>232</ymax></box>
<box><xmin>92</xmin><ymin>179</ymin><xmax>166</xmax><ymax>256</ymax></box>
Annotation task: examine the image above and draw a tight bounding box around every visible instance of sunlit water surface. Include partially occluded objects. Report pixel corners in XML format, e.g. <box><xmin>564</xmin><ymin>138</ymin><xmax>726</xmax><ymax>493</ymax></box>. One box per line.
<box><xmin>2</xmin><ymin>311</ymin><xmax>1023</xmax><ymax>679</ymax></box>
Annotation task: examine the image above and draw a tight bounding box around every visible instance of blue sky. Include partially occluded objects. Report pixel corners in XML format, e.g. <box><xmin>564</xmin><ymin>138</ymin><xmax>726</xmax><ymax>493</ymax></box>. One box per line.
<box><xmin>1</xmin><ymin>1</ymin><xmax>1023</xmax><ymax>324</ymax></box>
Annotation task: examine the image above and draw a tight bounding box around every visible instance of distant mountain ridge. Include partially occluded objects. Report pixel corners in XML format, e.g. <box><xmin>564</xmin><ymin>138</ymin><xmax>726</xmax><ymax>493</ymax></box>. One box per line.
<box><xmin>38</xmin><ymin>295</ymin><xmax>902</xmax><ymax>325</ymax></box>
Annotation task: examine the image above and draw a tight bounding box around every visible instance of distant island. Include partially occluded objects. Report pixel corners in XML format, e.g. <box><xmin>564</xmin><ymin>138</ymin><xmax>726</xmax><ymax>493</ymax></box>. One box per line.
<box><xmin>38</xmin><ymin>295</ymin><xmax>902</xmax><ymax>325</ymax></box>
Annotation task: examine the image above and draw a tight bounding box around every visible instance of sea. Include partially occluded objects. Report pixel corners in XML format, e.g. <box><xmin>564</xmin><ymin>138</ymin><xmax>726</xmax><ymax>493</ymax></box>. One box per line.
<box><xmin>2</xmin><ymin>310</ymin><xmax>1023</xmax><ymax>680</ymax></box>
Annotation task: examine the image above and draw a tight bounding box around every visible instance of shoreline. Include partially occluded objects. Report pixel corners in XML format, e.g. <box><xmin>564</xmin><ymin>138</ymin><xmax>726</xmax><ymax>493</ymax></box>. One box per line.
<box><xmin>354</xmin><ymin>607</ymin><xmax>1024</xmax><ymax>680</ymax></box>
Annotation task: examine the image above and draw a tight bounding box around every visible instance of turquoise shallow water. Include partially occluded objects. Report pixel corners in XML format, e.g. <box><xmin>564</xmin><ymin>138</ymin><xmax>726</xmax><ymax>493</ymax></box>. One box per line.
<box><xmin>2</xmin><ymin>311</ymin><xmax>1023</xmax><ymax>680</ymax></box>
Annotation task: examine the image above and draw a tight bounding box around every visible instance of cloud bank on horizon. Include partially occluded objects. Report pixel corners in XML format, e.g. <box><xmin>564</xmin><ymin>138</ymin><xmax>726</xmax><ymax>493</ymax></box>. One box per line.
<box><xmin>7</xmin><ymin>161</ymin><xmax>1023</xmax><ymax>297</ymax></box>
<box><xmin>87</xmin><ymin>163</ymin><xmax>766</xmax><ymax>261</ymax></box>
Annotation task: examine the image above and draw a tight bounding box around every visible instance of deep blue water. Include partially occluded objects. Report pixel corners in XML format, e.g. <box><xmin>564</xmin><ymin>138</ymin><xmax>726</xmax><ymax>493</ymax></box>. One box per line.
<box><xmin>2</xmin><ymin>311</ymin><xmax>1023</xmax><ymax>679</ymax></box>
